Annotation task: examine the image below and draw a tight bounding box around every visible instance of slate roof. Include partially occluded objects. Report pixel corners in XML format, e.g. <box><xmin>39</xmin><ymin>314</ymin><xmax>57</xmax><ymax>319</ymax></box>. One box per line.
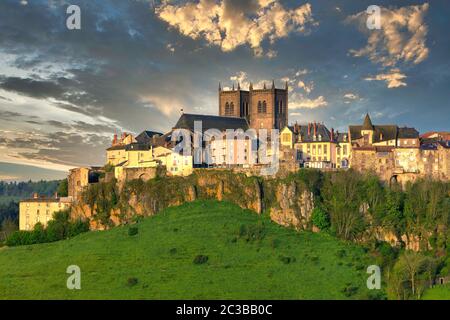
<box><xmin>174</xmin><ymin>113</ymin><xmax>249</xmax><ymax>132</ymax></box>
<box><xmin>106</xmin><ymin>143</ymin><xmax>150</xmax><ymax>151</ymax></box>
<box><xmin>362</xmin><ymin>113</ymin><xmax>374</xmax><ymax>130</ymax></box>
<box><xmin>136</xmin><ymin>130</ymin><xmax>163</xmax><ymax>144</ymax></box>
<box><xmin>398</xmin><ymin>127</ymin><xmax>419</xmax><ymax>139</ymax></box>
<box><xmin>349</xmin><ymin>125</ymin><xmax>398</xmax><ymax>143</ymax></box>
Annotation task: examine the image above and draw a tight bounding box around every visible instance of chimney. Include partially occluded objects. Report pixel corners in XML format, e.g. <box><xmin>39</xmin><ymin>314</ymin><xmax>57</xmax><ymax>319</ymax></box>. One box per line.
<box><xmin>54</xmin><ymin>192</ymin><xmax>58</xmax><ymax>199</ymax></box>
<box><xmin>331</xmin><ymin>128</ymin><xmax>334</xmax><ymax>142</ymax></box>
<box><xmin>307</xmin><ymin>123</ymin><xmax>311</xmax><ymax>136</ymax></box>
<box><xmin>33</xmin><ymin>192</ymin><xmax>38</xmax><ymax>199</ymax></box>
<box><xmin>112</xmin><ymin>133</ymin><xmax>118</xmax><ymax>145</ymax></box>
<box><xmin>313</xmin><ymin>122</ymin><xmax>317</xmax><ymax>137</ymax></box>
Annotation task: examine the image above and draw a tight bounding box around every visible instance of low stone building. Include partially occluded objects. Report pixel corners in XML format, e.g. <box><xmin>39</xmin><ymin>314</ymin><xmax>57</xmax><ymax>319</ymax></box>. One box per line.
<box><xmin>68</xmin><ymin>167</ymin><xmax>103</xmax><ymax>201</ymax></box>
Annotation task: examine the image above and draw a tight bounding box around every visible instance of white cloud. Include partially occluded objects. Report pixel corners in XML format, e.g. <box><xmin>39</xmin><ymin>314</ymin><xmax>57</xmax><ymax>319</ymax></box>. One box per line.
<box><xmin>343</xmin><ymin>92</ymin><xmax>361</xmax><ymax>103</ymax></box>
<box><xmin>365</xmin><ymin>69</ymin><xmax>407</xmax><ymax>89</ymax></box>
<box><xmin>347</xmin><ymin>3</ymin><xmax>429</xmax><ymax>89</ymax></box>
<box><xmin>347</xmin><ymin>3</ymin><xmax>429</xmax><ymax>67</ymax></box>
<box><xmin>290</xmin><ymin>93</ymin><xmax>327</xmax><ymax>109</ymax></box>
<box><xmin>155</xmin><ymin>0</ymin><xmax>316</xmax><ymax>56</ymax></box>
<box><xmin>297</xmin><ymin>80</ymin><xmax>314</xmax><ymax>94</ymax></box>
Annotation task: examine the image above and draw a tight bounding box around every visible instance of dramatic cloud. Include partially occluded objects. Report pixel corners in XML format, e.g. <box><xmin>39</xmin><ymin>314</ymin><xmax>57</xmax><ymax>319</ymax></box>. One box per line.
<box><xmin>365</xmin><ymin>69</ymin><xmax>407</xmax><ymax>89</ymax></box>
<box><xmin>347</xmin><ymin>3</ymin><xmax>429</xmax><ymax>89</ymax></box>
<box><xmin>156</xmin><ymin>0</ymin><xmax>316</xmax><ymax>56</ymax></box>
<box><xmin>347</xmin><ymin>3</ymin><xmax>429</xmax><ymax>67</ymax></box>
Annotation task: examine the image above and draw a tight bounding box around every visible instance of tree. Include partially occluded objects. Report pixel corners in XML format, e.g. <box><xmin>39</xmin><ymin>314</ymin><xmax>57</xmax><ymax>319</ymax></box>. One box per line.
<box><xmin>1</xmin><ymin>217</ymin><xmax>18</xmax><ymax>238</ymax></box>
<box><xmin>322</xmin><ymin>170</ymin><xmax>366</xmax><ymax>240</ymax></box>
<box><xmin>57</xmin><ymin>179</ymin><xmax>69</xmax><ymax>197</ymax></box>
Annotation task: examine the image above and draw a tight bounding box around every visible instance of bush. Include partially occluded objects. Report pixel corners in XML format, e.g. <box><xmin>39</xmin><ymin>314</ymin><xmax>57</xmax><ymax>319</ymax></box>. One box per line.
<box><xmin>127</xmin><ymin>277</ymin><xmax>138</xmax><ymax>287</ymax></box>
<box><xmin>311</xmin><ymin>207</ymin><xmax>330</xmax><ymax>231</ymax></box>
<box><xmin>193</xmin><ymin>255</ymin><xmax>209</xmax><ymax>265</ymax></box>
<box><xmin>238</xmin><ymin>222</ymin><xmax>266</xmax><ymax>242</ymax></box>
<box><xmin>342</xmin><ymin>283</ymin><xmax>359</xmax><ymax>297</ymax></box>
<box><xmin>279</xmin><ymin>255</ymin><xmax>296</xmax><ymax>264</ymax></box>
<box><xmin>6</xmin><ymin>210</ymin><xmax>89</xmax><ymax>246</ymax></box>
<box><xmin>128</xmin><ymin>226</ymin><xmax>138</xmax><ymax>236</ymax></box>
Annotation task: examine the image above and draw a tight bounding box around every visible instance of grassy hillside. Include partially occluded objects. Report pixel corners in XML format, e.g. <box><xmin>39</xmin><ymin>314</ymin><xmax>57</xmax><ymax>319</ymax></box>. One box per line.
<box><xmin>422</xmin><ymin>285</ymin><xmax>450</xmax><ymax>300</ymax></box>
<box><xmin>0</xmin><ymin>201</ymin><xmax>379</xmax><ymax>299</ymax></box>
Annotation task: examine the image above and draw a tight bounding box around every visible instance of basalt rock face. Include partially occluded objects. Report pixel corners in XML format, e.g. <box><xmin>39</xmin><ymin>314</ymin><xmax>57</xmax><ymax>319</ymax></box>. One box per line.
<box><xmin>78</xmin><ymin>170</ymin><xmax>316</xmax><ymax>231</ymax></box>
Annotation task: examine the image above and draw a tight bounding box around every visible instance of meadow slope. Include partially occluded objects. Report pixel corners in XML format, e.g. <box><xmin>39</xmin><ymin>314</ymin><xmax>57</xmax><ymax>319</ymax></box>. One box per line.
<box><xmin>0</xmin><ymin>201</ymin><xmax>378</xmax><ymax>299</ymax></box>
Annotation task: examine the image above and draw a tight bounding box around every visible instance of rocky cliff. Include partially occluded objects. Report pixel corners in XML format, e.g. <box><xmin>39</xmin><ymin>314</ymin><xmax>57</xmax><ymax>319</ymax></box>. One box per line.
<box><xmin>73</xmin><ymin>170</ymin><xmax>316</xmax><ymax>231</ymax></box>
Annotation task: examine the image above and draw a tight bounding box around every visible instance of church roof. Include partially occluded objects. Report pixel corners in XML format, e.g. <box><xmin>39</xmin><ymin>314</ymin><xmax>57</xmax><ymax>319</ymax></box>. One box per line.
<box><xmin>174</xmin><ymin>113</ymin><xmax>249</xmax><ymax>132</ymax></box>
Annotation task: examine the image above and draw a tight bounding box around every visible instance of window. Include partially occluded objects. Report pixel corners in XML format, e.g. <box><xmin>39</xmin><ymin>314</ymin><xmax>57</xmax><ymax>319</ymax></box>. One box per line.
<box><xmin>282</xmin><ymin>133</ymin><xmax>291</xmax><ymax>143</ymax></box>
<box><xmin>257</xmin><ymin>101</ymin><xmax>262</xmax><ymax>113</ymax></box>
<box><xmin>324</xmin><ymin>146</ymin><xmax>327</xmax><ymax>155</ymax></box>
<box><xmin>224</xmin><ymin>102</ymin><xmax>235</xmax><ymax>116</ymax></box>
<box><xmin>343</xmin><ymin>145</ymin><xmax>348</xmax><ymax>155</ymax></box>
<box><xmin>262</xmin><ymin>101</ymin><xmax>267</xmax><ymax>113</ymax></box>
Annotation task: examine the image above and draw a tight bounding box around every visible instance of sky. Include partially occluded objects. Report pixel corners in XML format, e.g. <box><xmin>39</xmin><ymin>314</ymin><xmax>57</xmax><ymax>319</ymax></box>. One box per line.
<box><xmin>0</xmin><ymin>0</ymin><xmax>449</xmax><ymax>180</ymax></box>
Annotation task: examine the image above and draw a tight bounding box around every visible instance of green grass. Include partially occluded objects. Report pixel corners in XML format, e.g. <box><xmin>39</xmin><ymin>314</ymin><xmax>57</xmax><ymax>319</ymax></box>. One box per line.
<box><xmin>422</xmin><ymin>284</ymin><xmax>450</xmax><ymax>300</ymax></box>
<box><xmin>0</xmin><ymin>200</ymin><xmax>377</xmax><ymax>299</ymax></box>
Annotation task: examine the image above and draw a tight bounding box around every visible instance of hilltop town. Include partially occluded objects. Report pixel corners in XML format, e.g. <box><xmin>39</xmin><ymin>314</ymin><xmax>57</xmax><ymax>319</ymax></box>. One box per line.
<box><xmin>19</xmin><ymin>81</ymin><xmax>450</xmax><ymax>231</ymax></box>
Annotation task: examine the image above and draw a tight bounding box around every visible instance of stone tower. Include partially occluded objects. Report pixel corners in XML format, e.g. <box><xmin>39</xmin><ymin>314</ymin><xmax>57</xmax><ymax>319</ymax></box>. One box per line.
<box><xmin>218</xmin><ymin>82</ymin><xmax>250</xmax><ymax>119</ymax></box>
<box><xmin>219</xmin><ymin>80</ymin><xmax>288</xmax><ymax>131</ymax></box>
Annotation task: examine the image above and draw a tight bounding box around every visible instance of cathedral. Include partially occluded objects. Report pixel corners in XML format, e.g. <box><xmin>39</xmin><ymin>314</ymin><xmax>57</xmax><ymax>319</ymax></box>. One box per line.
<box><xmin>218</xmin><ymin>81</ymin><xmax>288</xmax><ymax>131</ymax></box>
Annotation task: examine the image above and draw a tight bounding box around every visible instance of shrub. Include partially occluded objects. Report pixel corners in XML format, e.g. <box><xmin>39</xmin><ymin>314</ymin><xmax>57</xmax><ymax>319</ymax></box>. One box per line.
<box><xmin>311</xmin><ymin>207</ymin><xmax>330</xmax><ymax>231</ymax></box>
<box><xmin>6</xmin><ymin>231</ymin><xmax>33</xmax><ymax>246</ymax></box>
<box><xmin>279</xmin><ymin>255</ymin><xmax>296</xmax><ymax>264</ymax></box>
<box><xmin>6</xmin><ymin>210</ymin><xmax>89</xmax><ymax>246</ymax></box>
<box><xmin>67</xmin><ymin>219</ymin><xmax>90</xmax><ymax>238</ymax></box>
<box><xmin>31</xmin><ymin>223</ymin><xmax>47</xmax><ymax>244</ymax></box>
<box><xmin>193</xmin><ymin>255</ymin><xmax>209</xmax><ymax>265</ymax></box>
<box><xmin>238</xmin><ymin>222</ymin><xmax>266</xmax><ymax>242</ymax></box>
<box><xmin>128</xmin><ymin>226</ymin><xmax>138</xmax><ymax>236</ymax></box>
<box><xmin>336</xmin><ymin>249</ymin><xmax>346</xmax><ymax>259</ymax></box>
<box><xmin>342</xmin><ymin>283</ymin><xmax>359</xmax><ymax>297</ymax></box>
<box><xmin>127</xmin><ymin>277</ymin><xmax>138</xmax><ymax>287</ymax></box>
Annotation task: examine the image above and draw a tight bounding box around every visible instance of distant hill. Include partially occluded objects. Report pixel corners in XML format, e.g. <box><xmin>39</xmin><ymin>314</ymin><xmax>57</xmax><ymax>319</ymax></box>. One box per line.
<box><xmin>0</xmin><ymin>162</ymin><xmax>67</xmax><ymax>182</ymax></box>
<box><xmin>0</xmin><ymin>200</ymin><xmax>379</xmax><ymax>299</ymax></box>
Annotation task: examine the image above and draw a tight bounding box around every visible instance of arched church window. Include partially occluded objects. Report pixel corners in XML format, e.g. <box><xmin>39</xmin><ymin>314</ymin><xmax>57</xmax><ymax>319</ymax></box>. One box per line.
<box><xmin>257</xmin><ymin>101</ymin><xmax>262</xmax><ymax>113</ymax></box>
<box><xmin>230</xmin><ymin>102</ymin><xmax>234</xmax><ymax>115</ymax></box>
<box><xmin>225</xmin><ymin>102</ymin><xmax>230</xmax><ymax>115</ymax></box>
<box><xmin>262</xmin><ymin>101</ymin><xmax>267</xmax><ymax>113</ymax></box>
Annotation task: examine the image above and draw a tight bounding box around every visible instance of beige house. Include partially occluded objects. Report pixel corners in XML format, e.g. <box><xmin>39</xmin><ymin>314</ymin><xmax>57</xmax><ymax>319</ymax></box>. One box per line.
<box><xmin>281</xmin><ymin>123</ymin><xmax>349</xmax><ymax>169</ymax></box>
<box><xmin>19</xmin><ymin>194</ymin><xmax>72</xmax><ymax>231</ymax></box>
<box><xmin>153</xmin><ymin>146</ymin><xmax>193</xmax><ymax>176</ymax></box>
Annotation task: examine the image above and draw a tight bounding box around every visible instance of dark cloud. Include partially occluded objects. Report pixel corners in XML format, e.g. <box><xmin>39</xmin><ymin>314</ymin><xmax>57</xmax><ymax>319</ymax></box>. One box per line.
<box><xmin>0</xmin><ymin>0</ymin><xmax>449</xmax><ymax>171</ymax></box>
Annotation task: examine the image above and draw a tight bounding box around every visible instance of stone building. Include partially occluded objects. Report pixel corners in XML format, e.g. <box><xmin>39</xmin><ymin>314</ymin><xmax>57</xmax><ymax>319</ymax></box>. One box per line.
<box><xmin>19</xmin><ymin>193</ymin><xmax>72</xmax><ymax>230</ymax></box>
<box><xmin>219</xmin><ymin>81</ymin><xmax>288</xmax><ymax>131</ymax></box>
<box><xmin>349</xmin><ymin>113</ymin><xmax>450</xmax><ymax>183</ymax></box>
<box><xmin>68</xmin><ymin>167</ymin><xmax>102</xmax><ymax>201</ymax></box>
